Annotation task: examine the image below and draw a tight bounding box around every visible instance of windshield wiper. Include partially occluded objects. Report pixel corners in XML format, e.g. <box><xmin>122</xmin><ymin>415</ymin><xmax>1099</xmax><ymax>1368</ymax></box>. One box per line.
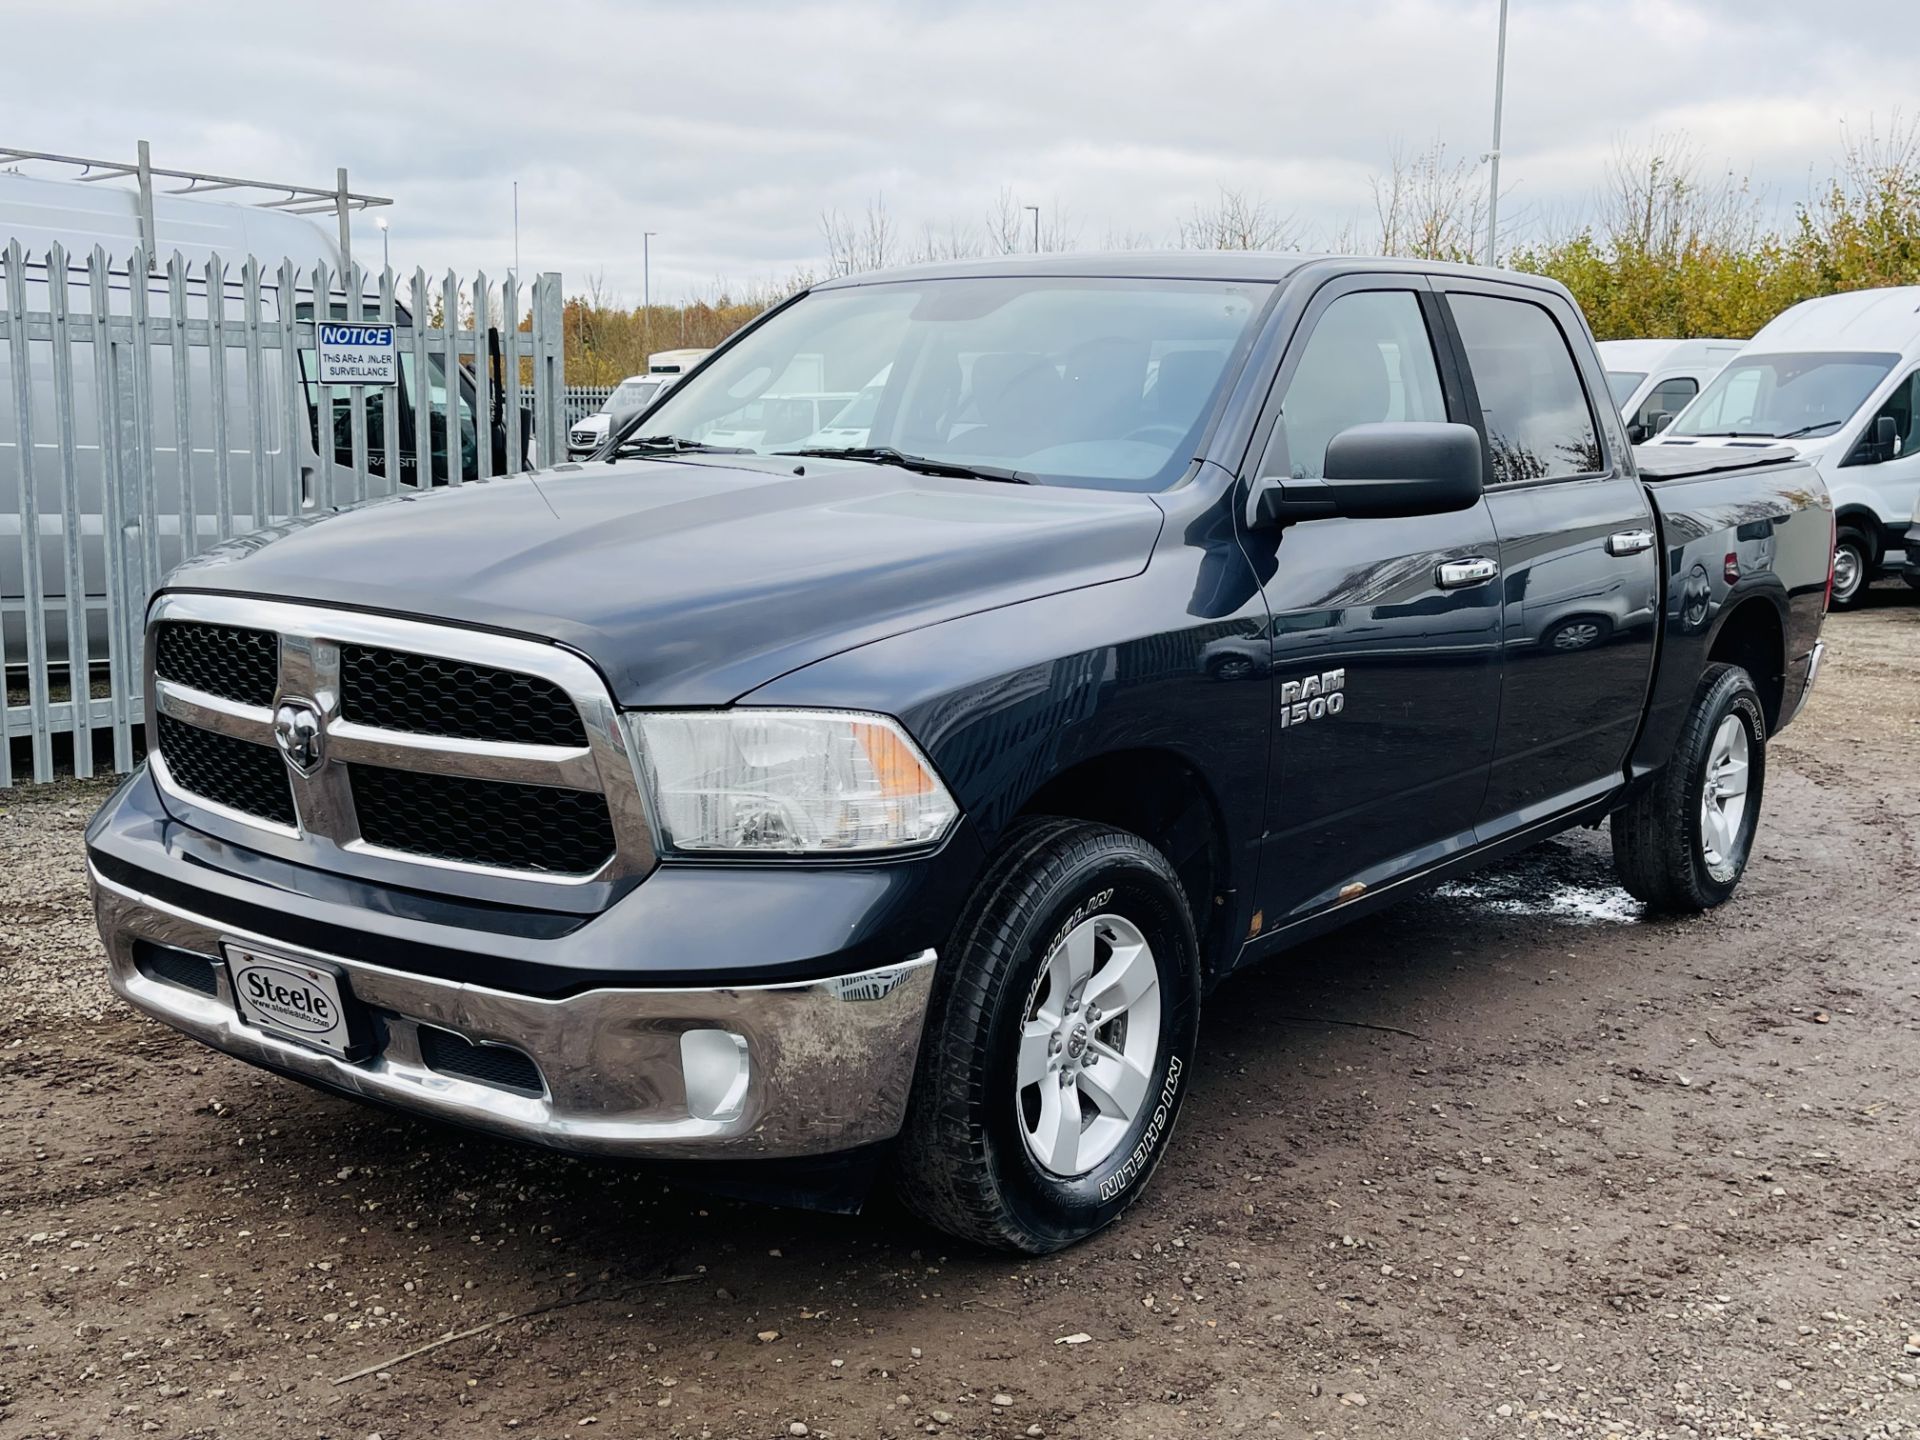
<box><xmin>1772</xmin><ymin>420</ymin><xmax>1843</xmax><ymax>440</ymax></box>
<box><xmin>776</xmin><ymin>445</ymin><xmax>1032</xmax><ymax>484</ymax></box>
<box><xmin>613</xmin><ymin>433</ymin><xmax>755</xmax><ymax>457</ymax></box>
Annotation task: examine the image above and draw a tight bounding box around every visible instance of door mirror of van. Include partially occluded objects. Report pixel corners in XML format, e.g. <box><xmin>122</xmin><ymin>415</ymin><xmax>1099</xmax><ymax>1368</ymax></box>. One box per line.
<box><xmin>1649</xmin><ymin>409</ymin><xmax>1674</xmax><ymax>436</ymax></box>
<box><xmin>1249</xmin><ymin>422</ymin><xmax>1484</xmax><ymax>528</ymax></box>
<box><xmin>1873</xmin><ymin>413</ymin><xmax>1898</xmax><ymax>458</ymax></box>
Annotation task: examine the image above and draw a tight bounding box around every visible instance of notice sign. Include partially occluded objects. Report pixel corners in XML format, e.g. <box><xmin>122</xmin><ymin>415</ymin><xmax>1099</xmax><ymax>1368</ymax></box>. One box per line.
<box><xmin>316</xmin><ymin>322</ymin><xmax>398</xmax><ymax>385</ymax></box>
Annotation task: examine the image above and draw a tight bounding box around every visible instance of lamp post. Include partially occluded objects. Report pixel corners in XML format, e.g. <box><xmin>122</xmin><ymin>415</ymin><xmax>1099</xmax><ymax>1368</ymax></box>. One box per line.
<box><xmin>1483</xmin><ymin>0</ymin><xmax>1510</xmax><ymax>267</ymax></box>
<box><xmin>642</xmin><ymin>230</ymin><xmax>657</xmax><ymax>360</ymax></box>
<box><xmin>1023</xmin><ymin>205</ymin><xmax>1041</xmax><ymax>254</ymax></box>
<box><xmin>376</xmin><ymin>216</ymin><xmax>389</xmax><ymax>273</ymax></box>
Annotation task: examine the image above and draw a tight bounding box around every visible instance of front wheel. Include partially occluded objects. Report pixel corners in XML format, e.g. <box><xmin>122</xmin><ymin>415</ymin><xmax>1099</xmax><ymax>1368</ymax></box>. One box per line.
<box><xmin>896</xmin><ymin>818</ymin><xmax>1201</xmax><ymax>1253</ymax></box>
<box><xmin>1831</xmin><ymin>527</ymin><xmax>1872</xmax><ymax>608</ymax></box>
<box><xmin>1610</xmin><ymin>662</ymin><xmax>1767</xmax><ymax>912</ymax></box>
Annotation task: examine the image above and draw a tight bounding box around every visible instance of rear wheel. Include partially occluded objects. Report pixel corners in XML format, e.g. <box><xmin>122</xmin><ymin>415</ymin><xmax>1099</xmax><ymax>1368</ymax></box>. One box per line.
<box><xmin>1611</xmin><ymin>663</ymin><xmax>1767</xmax><ymax>912</ymax></box>
<box><xmin>896</xmin><ymin>818</ymin><xmax>1201</xmax><ymax>1253</ymax></box>
<box><xmin>1831</xmin><ymin>526</ymin><xmax>1872</xmax><ymax>608</ymax></box>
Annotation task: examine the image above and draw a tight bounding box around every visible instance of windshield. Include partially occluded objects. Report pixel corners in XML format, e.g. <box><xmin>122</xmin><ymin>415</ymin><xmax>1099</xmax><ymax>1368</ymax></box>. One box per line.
<box><xmin>607</xmin><ymin>378</ymin><xmax>665</xmax><ymax>419</ymax></box>
<box><xmin>1671</xmin><ymin>350</ymin><xmax>1898</xmax><ymax>439</ymax></box>
<box><xmin>1606</xmin><ymin>371</ymin><xmax>1646</xmax><ymax>408</ymax></box>
<box><xmin>631</xmin><ymin>276</ymin><xmax>1272</xmax><ymax>489</ymax></box>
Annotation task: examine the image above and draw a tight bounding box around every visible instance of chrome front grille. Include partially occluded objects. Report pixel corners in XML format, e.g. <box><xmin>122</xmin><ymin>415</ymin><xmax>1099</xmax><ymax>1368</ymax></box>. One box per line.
<box><xmin>338</xmin><ymin>645</ymin><xmax>588</xmax><ymax>746</ymax></box>
<box><xmin>153</xmin><ymin>713</ymin><xmax>297</xmax><ymax>827</ymax></box>
<box><xmin>145</xmin><ymin>594</ymin><xmax>655</xmax><ymax>899</ymax></box>
<box><xmin>153</xmin><ymin>622</ymin><xmax>280</xmax><ymax>706</ymax></box>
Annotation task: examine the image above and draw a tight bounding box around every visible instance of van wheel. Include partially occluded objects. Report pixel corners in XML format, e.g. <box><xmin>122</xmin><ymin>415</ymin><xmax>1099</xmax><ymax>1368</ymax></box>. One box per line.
<box><xmin>896</xmin><ymin>817</ymin><xmax>1201</xmax><ymax>1254</ymax></box>
<box><xmin>1831</xmin><ymin>527</ymin><xmax>1872</xmax><ymax>608</ymax></box>
<box><xmin>1610</xmin><ymin>663</ymin><xmax>1767</xmax><ymax>912</ymax></box>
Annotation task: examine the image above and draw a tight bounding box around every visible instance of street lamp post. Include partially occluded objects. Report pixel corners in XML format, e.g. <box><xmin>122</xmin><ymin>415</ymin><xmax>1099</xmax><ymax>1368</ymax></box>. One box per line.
<box><xmin>1023</xmin><ymin>205</ymin><xmax>1041</xmax><ymax>254</ymax></box>
<box><xmin>1484</xmin><ymin>0</ymin><xmax>1510</xmax><ymax>267</ymax></box>
<box><xmin>642</xmin><ymin>231</ymin><xmax>657</xmax><ymax>360</ymax></box>
<box><xmin>376</xmin><ymin>216</ymin><xmax>389</xmax><ymax>273</ymax></box>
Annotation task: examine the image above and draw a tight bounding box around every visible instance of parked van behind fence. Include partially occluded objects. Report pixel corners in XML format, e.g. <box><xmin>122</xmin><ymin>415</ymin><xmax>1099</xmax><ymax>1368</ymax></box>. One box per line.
<box><xmin>0</xmin><ymin>156</ymin><xmax>567</xmax><ymax>786</ymax></box>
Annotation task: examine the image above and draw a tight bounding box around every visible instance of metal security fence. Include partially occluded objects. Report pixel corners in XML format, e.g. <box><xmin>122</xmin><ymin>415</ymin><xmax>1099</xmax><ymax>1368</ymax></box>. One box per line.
<box><xmin>564</xmin><ymin>385</ymin><xmax>615</xmax><ymax>425</ymax></box>
<box><xmin>0</xmin><ymin>242</ymin><xmax>566</xmax><ymax>787</ymax></box>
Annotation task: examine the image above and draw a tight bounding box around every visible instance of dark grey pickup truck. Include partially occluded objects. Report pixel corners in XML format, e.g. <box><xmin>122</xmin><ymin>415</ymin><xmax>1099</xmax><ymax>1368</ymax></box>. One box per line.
<box><xmin>87</xmin><ymin>255</ymin><xmax>1830</xmax><ymax>1252</ymax></box>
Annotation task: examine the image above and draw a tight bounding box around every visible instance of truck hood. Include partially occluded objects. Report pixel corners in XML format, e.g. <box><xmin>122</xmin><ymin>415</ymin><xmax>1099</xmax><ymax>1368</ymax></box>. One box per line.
<box><xmin>165</xmin><ymin>458</ymin><xmax>1165</xmax><ymax>706</ymax></box>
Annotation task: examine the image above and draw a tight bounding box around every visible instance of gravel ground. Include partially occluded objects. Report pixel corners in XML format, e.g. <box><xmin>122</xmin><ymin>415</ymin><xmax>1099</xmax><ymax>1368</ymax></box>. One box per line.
<box><xmin>3</xmin><ymin>589</ymin><xmax>1918</xmax><ymax>1440</ymax></box>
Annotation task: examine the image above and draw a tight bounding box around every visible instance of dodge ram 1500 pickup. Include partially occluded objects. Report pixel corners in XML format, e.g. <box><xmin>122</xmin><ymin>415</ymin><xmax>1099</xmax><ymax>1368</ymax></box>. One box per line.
<box><xmin>87</xmin><ymin>254</ymin><xmax>1831</xmax><ymax>1253</ymax></box>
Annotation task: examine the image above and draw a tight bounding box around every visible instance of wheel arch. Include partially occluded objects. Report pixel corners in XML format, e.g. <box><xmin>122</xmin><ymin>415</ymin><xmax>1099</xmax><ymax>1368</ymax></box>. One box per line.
<box><xmin>1014</xmin><ymin>747</ymin><xmax>1238</xmax><ymax>981</ymax></box>
<box><xmin>1706</xmin><ymin>596</ymin><xmax>1787</xmax><ymax>731</ymax></box>
<box><xmin>1833</xmin><ymin>504</ymin><xmax>1882</xmax><ymax>563</ymax></box>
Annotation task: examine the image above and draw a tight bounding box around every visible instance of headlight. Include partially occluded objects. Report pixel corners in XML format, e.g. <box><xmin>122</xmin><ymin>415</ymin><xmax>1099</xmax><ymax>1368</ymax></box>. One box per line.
<box><xmin>628</xmin><ymin>709</ymin><xmax>958</xmax><ymax>855</ymax></box>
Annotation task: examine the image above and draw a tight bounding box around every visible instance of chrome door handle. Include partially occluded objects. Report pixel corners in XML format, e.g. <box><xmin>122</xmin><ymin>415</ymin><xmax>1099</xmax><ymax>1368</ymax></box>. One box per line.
<box><xmin>1607</xmin><ymin>529</ymin><xmax>1656</xmax><ymax>556</ymax></box>
<box><xmin>1436</xmin><ymin>557</ymin><xmax>1499</xmax><ymax>589</ymax></box>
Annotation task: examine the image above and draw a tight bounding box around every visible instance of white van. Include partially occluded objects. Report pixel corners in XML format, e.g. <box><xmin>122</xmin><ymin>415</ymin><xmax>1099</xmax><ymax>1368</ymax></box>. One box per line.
<box><xmin>0</xmin><ymin>168</ymin><xmax>491</xmax><ymax>668</ymax></box>
<box><xmin>647</xmin><ymin>347</ymin><xmax>711</xmax><ymax>376</ymax></box>
<box><xmin>1648</xmin><ymin>287</ymin><xmax>1920</xmax><ymax>605</ymax></box>
<box><xmin>1598</xmin><ymin>338</ymin><xmax>1744</xmax><ymax>443</ymax></box>
<box><xmin>567</xmin><ymin>372</ymin><xmax>679</xmax><ymax>458</ymax></box>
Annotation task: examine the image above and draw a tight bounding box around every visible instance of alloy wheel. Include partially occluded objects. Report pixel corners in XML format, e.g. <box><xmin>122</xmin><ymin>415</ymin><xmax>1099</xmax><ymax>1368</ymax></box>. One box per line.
<box><xmin>1699</xmin><ymin>714</ymin><xmax>1751</xmax><ymax>882</ymax></box>
<box><xmin>1016</xmin><ymin>913</ymin><xmax>1162</xmax><ymax>1177</ymax></box>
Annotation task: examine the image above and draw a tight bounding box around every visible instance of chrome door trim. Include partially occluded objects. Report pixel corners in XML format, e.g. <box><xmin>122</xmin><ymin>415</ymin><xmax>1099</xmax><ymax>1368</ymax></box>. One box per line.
<box><xmin>1607</xmin><ymin>529</ymin><xmax>1656</xmax><ymax>556</ymax></box>
<box><xmin>1436</xmin><ymin>556</ymin><xmax>1499</xmax><ymax>588</ymax></box>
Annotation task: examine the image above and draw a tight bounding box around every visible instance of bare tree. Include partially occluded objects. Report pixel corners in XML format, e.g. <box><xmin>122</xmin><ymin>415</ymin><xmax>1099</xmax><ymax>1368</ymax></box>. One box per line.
<box><xmin>904</xmin><ymin>218</ymin><xmax>987</xmax><ymax>265</ymax></box>
<box><xmin>821</xmin><ymin>196</ymin><xmax>898</xmax><ymax>276</ymax></box>
<box><xmin>1596</xmin><ymin>134</ymin><xmax>1761</xmax><ymax>259</ymax></box>
<box><xmin>1372</xmin><ymin>141</ymin><xmax>1488</xmax><ymax>262</ymax></box>
<box><xmin>1100</xmin><ymin>222</ymin><xmax>1160</xmax><ymax>251</ymax></box>
<box><xmin>1174</xmin><ymin>189</ymin><xmax>1301</xmax><ymax>251</ymax></box>
<box><xmin>985</xmin><ymin>188</ymin><xmax>1078</xmax><ymax>254</ymax></box>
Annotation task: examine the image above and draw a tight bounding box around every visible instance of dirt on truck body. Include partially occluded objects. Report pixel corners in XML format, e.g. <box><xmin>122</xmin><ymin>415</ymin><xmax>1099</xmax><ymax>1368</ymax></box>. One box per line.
<box><xmin>4</xmin><ymin>592</ymin><xmax>1917</xmax><ymax>1439</ymax></box>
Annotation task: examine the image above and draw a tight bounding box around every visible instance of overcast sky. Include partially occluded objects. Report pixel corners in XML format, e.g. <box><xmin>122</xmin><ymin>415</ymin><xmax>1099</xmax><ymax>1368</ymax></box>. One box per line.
<box><xmin>5</xmin><ymin>0</ymin><xmax>1911</xmax><ymax>304</ymax></box>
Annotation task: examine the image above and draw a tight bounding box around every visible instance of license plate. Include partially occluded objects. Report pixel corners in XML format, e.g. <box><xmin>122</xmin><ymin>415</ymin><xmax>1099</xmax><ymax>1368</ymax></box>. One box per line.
<box><xmin>226</xmin><ymin>946</ymin><xmax>355</xmax><ymax>1057</ymax></box>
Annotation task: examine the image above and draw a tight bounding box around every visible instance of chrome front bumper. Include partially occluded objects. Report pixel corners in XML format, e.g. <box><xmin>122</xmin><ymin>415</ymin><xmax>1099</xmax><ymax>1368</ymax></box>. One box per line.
<box><xmin>91</xmin><ymin>866</ymin><xmax>936</xmax><ymax>1160</ymax></box>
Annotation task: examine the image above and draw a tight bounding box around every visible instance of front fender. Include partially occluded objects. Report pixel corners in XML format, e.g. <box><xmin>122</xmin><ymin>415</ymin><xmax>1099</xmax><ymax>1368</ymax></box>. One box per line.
<box><xmin>742</xmin><ymin>562</ymin><xmax>1271</xmax><ymax>905</ymax></box>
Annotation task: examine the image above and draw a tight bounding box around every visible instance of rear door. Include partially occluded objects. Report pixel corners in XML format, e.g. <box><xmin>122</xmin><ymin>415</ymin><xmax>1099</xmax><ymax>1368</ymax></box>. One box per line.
<box><xmin>1242</xmin><ymin>274</ymin><xmax>1505</xmax><ymax>929</ymax></box>
<box><xmin>1434</xmin><ymin>281</ymin><xmax>1660</xmax><ymax>836</ymax></box>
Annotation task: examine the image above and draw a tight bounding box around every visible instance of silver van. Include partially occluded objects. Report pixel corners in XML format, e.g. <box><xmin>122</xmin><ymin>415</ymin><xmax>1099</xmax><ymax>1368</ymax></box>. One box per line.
<box><xmin>0</xmin><ymin>170</ymin><xmax>496</xmax><ymax>674</ymax></box>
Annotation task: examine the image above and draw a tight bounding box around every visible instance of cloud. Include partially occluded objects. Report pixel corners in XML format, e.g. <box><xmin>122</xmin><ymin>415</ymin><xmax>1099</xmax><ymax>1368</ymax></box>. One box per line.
<box><xmin>4</xmin><ymin>0</ymin><xmax>1908</xmax><ymax>302</ymax></box>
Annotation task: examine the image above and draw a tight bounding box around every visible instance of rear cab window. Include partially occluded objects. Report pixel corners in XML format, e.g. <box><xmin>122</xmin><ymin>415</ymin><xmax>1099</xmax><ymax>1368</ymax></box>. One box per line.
<box><xmin>1448</xmin><ymin>292</ymin><xmax>1605</xmax><ymax>483</ymax></box>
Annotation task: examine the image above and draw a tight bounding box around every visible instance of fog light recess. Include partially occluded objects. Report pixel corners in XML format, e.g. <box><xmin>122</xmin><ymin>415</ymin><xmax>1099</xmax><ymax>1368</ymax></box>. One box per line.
<box><xmin>680</xmin><ymin>1029</ymin><xmax>750</xmax><ymax>1122</ymax></box>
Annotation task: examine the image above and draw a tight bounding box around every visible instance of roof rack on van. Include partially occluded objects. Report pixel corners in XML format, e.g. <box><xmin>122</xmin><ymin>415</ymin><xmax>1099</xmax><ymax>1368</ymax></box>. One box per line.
<box><xmin>0</xmin><ymin>140</ymin><xmax>391</xmax><ymax>272</ymax></box>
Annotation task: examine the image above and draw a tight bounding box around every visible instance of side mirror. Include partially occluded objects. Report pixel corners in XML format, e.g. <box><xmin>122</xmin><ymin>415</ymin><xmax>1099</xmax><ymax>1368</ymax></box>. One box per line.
<box><xmin>1627</xmin><ymin>420</ymin><xmax>1647</xmax><ymax>444</ymax></box>
<box><xmin>1874</xmin><ymin>413</ymin><xmax>1898</xmax><ymax>459</ymax></box>
<box><xmin>1649</xmin><ymin>410</ymin><xmax>1674</xmax><ymax>436</ymax></box>
<box><xmin>1249</xmin><ymin>421</ymin><xmax>1484</xmax><ymax>528</ymax></box>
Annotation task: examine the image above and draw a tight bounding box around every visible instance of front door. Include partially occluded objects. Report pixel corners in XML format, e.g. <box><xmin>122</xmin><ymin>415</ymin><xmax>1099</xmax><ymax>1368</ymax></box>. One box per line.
<box><xmin>1437</xmin><ymin>284</ymin><xmax>1660</xmax><ymax>833</ymax></box>
<box><xmin>1241</xmin><ymin>278</ymin><xmax>1505</xmax><ymax>932</ymax></box>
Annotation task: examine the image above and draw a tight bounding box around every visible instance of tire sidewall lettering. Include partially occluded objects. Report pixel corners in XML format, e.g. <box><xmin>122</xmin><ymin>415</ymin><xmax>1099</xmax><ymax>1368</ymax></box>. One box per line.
<box><xmin>989</xmin><ymin>862</ymin><xmax>1199</xmax><ymax>1233</ymax></box>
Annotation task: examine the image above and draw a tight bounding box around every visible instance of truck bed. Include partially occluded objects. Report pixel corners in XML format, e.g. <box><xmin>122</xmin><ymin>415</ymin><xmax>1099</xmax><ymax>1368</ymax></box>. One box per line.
<box><xmin>1630</xmin><ymin>445</ymin><xmax>1829</xmax><ymax>779</ymax></box>
<box><xmin>1633</xmin><ymin>442</ymin><xmax>1799</xmax><ymax>481</ymax></box>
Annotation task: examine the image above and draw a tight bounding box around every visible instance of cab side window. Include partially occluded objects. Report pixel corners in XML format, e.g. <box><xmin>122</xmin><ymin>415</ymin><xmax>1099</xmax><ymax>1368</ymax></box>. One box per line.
<box><xmin>1850</xmin><ymin>370</ymin><xmax>1919</xmax><ymax>463</ymax></box>
<box><xmin>1450</xmin><ymin>293</ymin><xmax>1604</xmax><ymax>484</ymax></box>
<box><xmin>1267</xmin><ymin>290</ymin><xmax>1446</xmax><ymax>479</ymax></box>
<box><xmin>1632</xmin><ymin>375</ymin><xmax>1698</xmax><ymax>433</ymax></box>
